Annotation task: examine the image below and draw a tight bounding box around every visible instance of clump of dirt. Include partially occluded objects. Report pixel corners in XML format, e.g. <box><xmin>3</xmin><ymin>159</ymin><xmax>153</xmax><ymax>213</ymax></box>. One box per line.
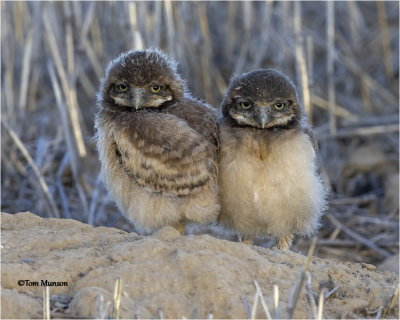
<box><xmin>1</xmin><ymin>212</ymin><xmax>398</xmax><ymax>319</ymax></box>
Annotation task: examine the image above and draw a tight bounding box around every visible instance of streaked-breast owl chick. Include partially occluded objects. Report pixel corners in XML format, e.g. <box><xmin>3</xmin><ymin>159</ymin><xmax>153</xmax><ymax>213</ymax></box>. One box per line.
<box><xmin>95</xmin><ymin>49</ymin><xmax>219</xmax><ymax>235</ymax></box>
<box><xmin>218</xmin><ymin>69</ymin><xmax>326</xmax><ymax>250</ymax></box>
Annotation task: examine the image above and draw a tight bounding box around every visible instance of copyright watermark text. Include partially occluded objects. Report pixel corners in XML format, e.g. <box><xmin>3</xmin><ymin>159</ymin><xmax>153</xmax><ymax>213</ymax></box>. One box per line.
<box><xmin>18</xmin><ymin>280</ymin><xmax>68</xmax><ymax>287</ymax></box>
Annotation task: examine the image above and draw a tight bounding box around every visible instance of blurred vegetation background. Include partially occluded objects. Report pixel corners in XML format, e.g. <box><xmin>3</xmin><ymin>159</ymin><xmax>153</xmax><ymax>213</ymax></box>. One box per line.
<box><xmin>1</xmin><ymin>1</ymin><xmax>398</xmax><ymax>268</ymax></box>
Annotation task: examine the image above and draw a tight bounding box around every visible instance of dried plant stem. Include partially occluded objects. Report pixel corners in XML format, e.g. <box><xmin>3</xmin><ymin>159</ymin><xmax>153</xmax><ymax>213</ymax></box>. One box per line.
<box><xmin>317</xmin><ymin>288</ymin><xmax>327</xmax><ymax>320</ymax></box>
<box><xmin>305</xmin><ymin>271</ymin><xmax>317</xmax><ymax>318</ymax></box>
<box><xmin>48</xmin><ymin>61</ymin><xmax>89</xmax><ymax>218</ymax></box>
<box><xmin>242</xmin><ymin>297</ymin><xmax>252</xmax><ymax>319</ymax></box>
<box><xmin>325</xmin><ymin>286</ymin><xmax>339</xmax><ymax>299</ymax></box>
<box><xmin>90</xmin><ymin>16</ymin><xmax>104</xmax><ymax>57</ymax></box>
<box><xmin>47</xmin><ymin>63</ymin><xmax>77</xmax><ymax>176</ymax></box>
<box><xmin>234</xmin><ymin>1</ymin><xmax>251</xmax><ymax>74</ymax></box>
<box><xmin>375</xmin><ymin>306</ymin><xmax>383</xmax><ymax>319</ymax></box>
<box><xmin>197</xmin><ymin>2</ymin><xmax>214</xmax><ymax>105</ymax></box>
<box><xmin>306</xmin><ymin>35</ymin><xmax>314</xmax><ymax>121</ymax></box>
<box><xmin>311</xmin><ymin>96</ymin><xmax>359</xmax><ymax>122</ymax></box>
<box><xmin>78</xmin><ymin>66</ymin><xmax>96</xmax><ymax>97</ymax></box>
<box><xmin>163</xmin><ymin>1</ymin><xmax>175</xmax><ymax>56</ymax></box>
<box><xmin>287</xmin><ymin>237</ymin><xmax>317</xmax><ymax>318</ymax></box>
<box><xmin>129</xmin><ymin>2</ymin><xmax>144</xmax><ymax>50</ymax></box>
<box><xmin>253</xmin><ymin>280</ymin><xmax>272</xmax><ymax>319</ymax></box>
<box><xmin>274</xmin><ymin>285</ymin><xmax>280</xmax><ymax>319</ymax></box>
<box><xmin>43</xmin><ymin>9</ymin><xmax>87</xmax><ymax>158</ymax></box>
<box><xmin>112</xmin><ymin>277</ymin><xmax>122</xmax><ymax>320</ymax></box>
<box><xmin>252</xmin><ymin>0</ymin><xmax>274</xmax><ymax>68</ymax></box>
<box><xmin>347</xmin><ymin>1</ymin><xmax>360</xmax><ymax>48</ymax></box>
<box><xmin>327</xmin><ymin>214</ymin><xmax>391</xmax><ymax>258</ymax></box>
<box><xmin>361</xmin><ymin>77</ymin><xmax>373</xmax><ymax>113</ymax></box>
<box><xmin>250</xmin><ymin>291</ymin><xmax>259</xmax><ymax>320</ymax></box>
<box><xmin>88</xmin><ymin>173</ymin><xmax>103</xmax><ymax>225</ymax></box>
<box><xmin>3</xmin><ymin>6</ymin><xmax>16</xmax><ymax>127</ymax></box>
<box><xmin>226</xmin><ymin>2</ymin><xmax>237</xmax><ymax>61</ymax></box>
<box><xmin>43</xmin><ymin>286</ymin><xmax>50</xmax><ymax>320</ymax></box>
<box><xmin>63</xmin><ymin>2</ymin><xmax>75</xmax><ymax>74</ymax></box>
<box><xmin>13</xmin><ymin>2</ymin><xmax>24</xmax><ymax>42</ymax></box>
<box><xmin>96</xmin><ymin>294</ymin><xmax>111</xmax><ymax>319</ymax></box>
<box><xmin>214</xmin><ymin>69</ymin><xmax>228</xmax><ymax>97</ymax></box>
<box><xmin>326</xmin><ymin>1</ymin><xmax>336</xmax><ymax>136</ymax></box>
<box><xmin>338</xmin><ymin>52</ymin><xmax>397</xmax><ymax>106</ymax></box>
<box><xmin>376</xmin><ymin>2</ymin><xmax>393</xmax><ymax>80</ymax></box>
<box><xmin>330</xmin><ymin>194</ymin><xmax>377</xmax><ymax>206</ymax></box>
<box><xmin>2</xmin><ymin>120</ymin><xmax>61</xmax><ymax>219</ymax></box>
<box><xmin>18</xmin><ymin>29</ymin><xmax>33</xmax><ymax>114</ymax></box>
<box><xmin>388</xmin><ymin>285</ymin><xmax>399</xmax><ymax>312</ymax></box>
<box><xmin>80</xmin><ymin>1</ymin><xmax>95</xmax><ymax>40</ymax></box>
<box><xmin>294</xmin><ymin>2</ymin><xmax>312</xmax><ymax>124</ymax></box>
<box><xmin>81</xmin><ymin>37</ymin><xmax>104</xmax><ymax>79</ymax></box>
<box><xmin>152</xmin><ymin>1</ymin><xmax>162</xmax><ymax>46</ymax></box>
<box><xmin>56</xmin><ymin>153</ymin><xmax>71</xmax><ymax>219</ymax></box>
<box><xmin>157</xmin><ymin>308</ymin><xmax>164</xmax><ymax>319</ymax></box>
<box><xmin>328</xmin><ymin>124</ymin><xmax>399</xmax><ymax>139</ymax></box>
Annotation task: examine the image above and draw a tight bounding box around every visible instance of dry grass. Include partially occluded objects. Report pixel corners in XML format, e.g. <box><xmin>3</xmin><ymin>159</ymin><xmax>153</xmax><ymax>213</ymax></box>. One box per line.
<box><xmin>1</xmin><ymin>1</ymin><xmax>399</xmax><ymax>268</ymax></box>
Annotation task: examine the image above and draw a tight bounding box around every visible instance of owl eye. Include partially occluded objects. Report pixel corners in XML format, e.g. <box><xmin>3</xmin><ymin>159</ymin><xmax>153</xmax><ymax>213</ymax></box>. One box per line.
<box><xmin>241</xmin><ymin>101</ymin><xmax>251</xmax><ymax>109</ymax></box>
<box><xmin>117</xmin><ymin>84</ymin><xmax>128</xmax><ymax>92</ymax></box>
<box><xmin>274</xmin><ymin>102</ymin><xmax>285</xmax><ymax>110</ymax></box>
<box><xmin>151</xmin><ymin>85</ymin><xmax>162</xmax><ymax>93</ymax></box>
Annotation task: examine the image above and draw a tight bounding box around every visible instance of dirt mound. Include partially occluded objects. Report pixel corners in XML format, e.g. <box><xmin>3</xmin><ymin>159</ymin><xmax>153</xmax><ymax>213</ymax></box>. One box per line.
<box><xmin>1</xmin><ymin>212</ymin><xmax>398</xmax><ymax>319</ymax></box>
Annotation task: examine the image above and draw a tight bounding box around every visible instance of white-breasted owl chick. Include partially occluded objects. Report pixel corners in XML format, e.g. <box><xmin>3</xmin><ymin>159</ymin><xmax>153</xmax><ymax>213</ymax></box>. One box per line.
<box><xmin>218</xmin><ymin>69</ymin><xmax>326</xmax><ymax>249</ymax></box>
<box><xmin>95</xmin><ymin>49</ymin><xmax>219</xmax><ymax>235</ymax></box>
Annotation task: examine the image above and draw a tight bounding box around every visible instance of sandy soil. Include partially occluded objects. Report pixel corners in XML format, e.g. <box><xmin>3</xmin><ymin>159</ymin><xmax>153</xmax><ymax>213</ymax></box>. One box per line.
<box><xmin>1</xmin><ymin>212</ymin><xmax>398</xmax><ymax>319</ymax></box>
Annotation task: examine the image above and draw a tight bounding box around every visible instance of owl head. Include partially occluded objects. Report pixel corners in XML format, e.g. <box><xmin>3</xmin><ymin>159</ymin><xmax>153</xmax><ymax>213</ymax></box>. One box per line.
<box><xmin>99</xmin><ymin>49</ymin><xmax>185</xmax><ymax>111</ymax></box>
<box><xmin>220</xmin><ymin>69</ymin><xmax>304</xmax><ymax>129</ymax></box>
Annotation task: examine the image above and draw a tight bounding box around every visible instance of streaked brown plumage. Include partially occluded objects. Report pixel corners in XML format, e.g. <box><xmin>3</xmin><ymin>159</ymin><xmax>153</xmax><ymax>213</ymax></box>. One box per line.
<box><xmin>218</xmin><ymin>69</ymin><xmax>326</xmax><ymax>249</ymax></box>
<box><xmin>95</xmin><ymin>49</ymin><xmax>219</xmax><ymax>234</ymax></box>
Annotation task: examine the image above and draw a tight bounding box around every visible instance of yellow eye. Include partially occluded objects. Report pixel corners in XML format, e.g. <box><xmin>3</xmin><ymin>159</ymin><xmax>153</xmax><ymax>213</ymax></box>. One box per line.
<box><xmin>274</xmin><ymin>102</ymin><xmax>285</xmax><ymax>110</ymax></box>
<box><xmin>241</xmin><ymin>102</ymin><xmax>251</xmax><ymax>109</ymax></box>
<box><xmin>118</xmin><ymin>84</ymin><xmax>127</xmax><ymax>92</ymax></box>
<box><xmin>151</xmin><ymin>85</ymin><xmax>161</xmax><ymax>93</ymax></box>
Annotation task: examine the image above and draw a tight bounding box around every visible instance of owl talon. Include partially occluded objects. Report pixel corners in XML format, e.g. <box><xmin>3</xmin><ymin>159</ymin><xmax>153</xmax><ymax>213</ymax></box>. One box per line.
<box><xmin>277</xmin><ymin>234</ymin><xmax>293</xmax><ymax>250</ymax></box>
<box><xmin>175</xmin><ymin>222</ymin><xmax>186</xmax><ymax>236</ymax></box>
<box><xmin>242</xmin><ymin>238</ymin><xmax>253</xmax><ymax>245</ymax></box>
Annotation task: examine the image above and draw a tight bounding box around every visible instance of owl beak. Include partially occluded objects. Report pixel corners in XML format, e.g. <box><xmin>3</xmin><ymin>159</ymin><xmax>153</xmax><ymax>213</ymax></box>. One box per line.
<box><xmin>131</xmin><ymin>88</ymin><xmax>146</xmax><ymax>110</ymax></box>
<box><xmin>259</xmin><ymin>109</ymin><xmax>269</xmax><ymax>129</ymax></box>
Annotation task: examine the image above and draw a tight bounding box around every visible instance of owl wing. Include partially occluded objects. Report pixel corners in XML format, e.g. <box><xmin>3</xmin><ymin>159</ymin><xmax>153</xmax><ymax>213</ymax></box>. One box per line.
<box><xmin>116</xmin><ymin>111</ymin><xmax>215</xmax><ymax>164</ymax></box>
<box><xmin>164</xmin><ymin>97</ymin><xmax>219</xmax><ymax>149</ymax></box>
<box><xmin>303</xmin><ymin>126</ymin><xmax>319</xmax><ymax>152</ymax></box>
<box><xmin>109</xmin><ymin>110</ymin><xmax>217</xmax><ymax>196</ymax></box>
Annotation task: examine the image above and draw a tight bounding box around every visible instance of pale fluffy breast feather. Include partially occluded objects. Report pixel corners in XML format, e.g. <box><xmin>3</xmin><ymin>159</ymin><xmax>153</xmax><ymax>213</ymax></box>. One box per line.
<box><xmin>219</xmin><ymin>124</ymin><xmax>326</xmax><ymax>238</ymax></box>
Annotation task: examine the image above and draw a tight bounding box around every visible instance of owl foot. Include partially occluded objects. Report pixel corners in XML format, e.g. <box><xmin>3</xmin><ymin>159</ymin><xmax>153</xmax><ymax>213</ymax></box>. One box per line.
<box><xmin>277</xmin><ymin>234</ymin><xmax>294</xmax><ymax>250</ymax></box>
<box><xmin>175</xmin><ymin>222</ymin><xmax>186</xmax><ymax>236</ymax></box>
<box><xmin>242</xmin><ymin>238</ymin><xmax>253</xmax><ymax>245</ymax></box>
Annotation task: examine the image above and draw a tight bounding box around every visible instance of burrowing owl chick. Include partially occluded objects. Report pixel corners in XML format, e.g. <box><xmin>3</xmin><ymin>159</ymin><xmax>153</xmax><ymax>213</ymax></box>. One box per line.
<box><xmin>218</xmin><ymin>69</ymin><xmax>326</xmax><ymax>250</ymax></box>
<box><xmin>95</xmin><ymin>49</ymin><xmax>219</xmax><ymax>235</ymax></box>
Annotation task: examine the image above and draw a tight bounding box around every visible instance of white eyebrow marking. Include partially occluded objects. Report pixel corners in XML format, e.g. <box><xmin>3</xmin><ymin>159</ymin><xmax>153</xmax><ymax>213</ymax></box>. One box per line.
<box><xmin>151</xmin><ymin>96</ymin><xmax>172</xmax><ymax>107</ymax></box>
<box><xmin>113</xmin><ymin>97</ymin><xmax>126</xmax><ymax>104</ymax></box>
<box><xmin>113</xmin><ymin>97</ymin><xmax>129</xmax><ymax>105</ymax></box>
